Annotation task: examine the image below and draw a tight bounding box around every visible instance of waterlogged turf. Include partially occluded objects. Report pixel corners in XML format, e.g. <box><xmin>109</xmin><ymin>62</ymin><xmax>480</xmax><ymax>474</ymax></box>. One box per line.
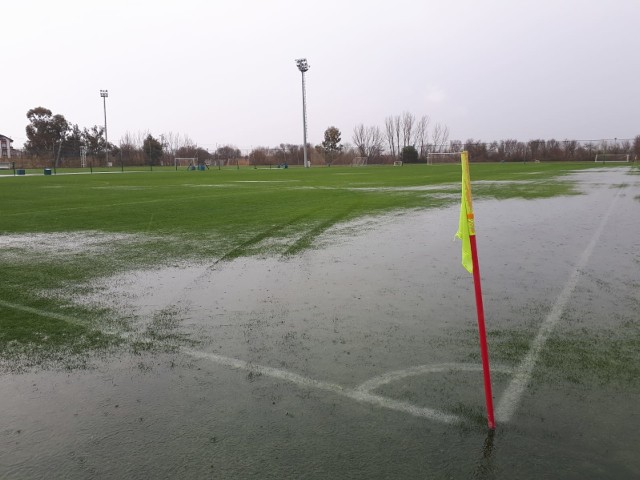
<box><xmin>0</xmin><ymin>163</ymin><xmax>586</xmax><ymax>355</ymax></box>
<box><xmin>0</xmin><ymin>164</ymin><xmax>639</xmax><ymax>478</ymax></box>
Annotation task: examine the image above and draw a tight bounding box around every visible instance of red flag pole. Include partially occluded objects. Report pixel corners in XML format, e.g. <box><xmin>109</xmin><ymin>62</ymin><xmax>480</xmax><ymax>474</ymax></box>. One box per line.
<box><xmin>469</xmin><ymin>233</ymin><xmax>496</xmax><ymax>430</ymax></box>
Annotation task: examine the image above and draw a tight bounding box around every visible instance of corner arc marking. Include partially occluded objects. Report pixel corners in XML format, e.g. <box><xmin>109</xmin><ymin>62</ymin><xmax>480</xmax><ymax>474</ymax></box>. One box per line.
<box><xmin>183</xmin><ymin>348</ymin><xmax>516</xmax><ymax>425</ymax></box>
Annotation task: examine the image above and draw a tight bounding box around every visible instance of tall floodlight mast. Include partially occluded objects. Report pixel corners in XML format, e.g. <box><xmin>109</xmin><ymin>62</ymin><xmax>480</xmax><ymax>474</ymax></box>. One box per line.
<box><xmin>100</xmin><ymin>90</ymin><xmax>109</xmax><ymax>165</ymax></box>
<box><xmin>295</xmin><ymin>58</ymin><xmax>310</xmax><ymax>168</ymax></box>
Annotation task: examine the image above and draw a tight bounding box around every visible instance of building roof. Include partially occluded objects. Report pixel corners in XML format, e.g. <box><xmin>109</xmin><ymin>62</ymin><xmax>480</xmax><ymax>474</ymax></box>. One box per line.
<box><xmin>0</xmin><ymin>135</ymin><xmax>14</xmax><ymax>142</ymax></box>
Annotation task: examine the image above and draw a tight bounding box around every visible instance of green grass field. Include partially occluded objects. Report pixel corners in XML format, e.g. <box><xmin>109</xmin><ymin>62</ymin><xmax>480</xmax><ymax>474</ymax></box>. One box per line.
<box><xmin>0</xmin><ymin>162</ymin><xmax>623</xmax><ymax>364</ymax></box>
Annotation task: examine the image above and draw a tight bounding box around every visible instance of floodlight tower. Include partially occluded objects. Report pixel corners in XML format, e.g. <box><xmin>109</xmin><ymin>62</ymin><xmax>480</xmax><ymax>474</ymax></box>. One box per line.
<box><xmin>100</xmin><ymin>89</ymin><xmax>109</xmax><ymax>165</ymax></box>
<box><xmin>295</xmin><ymin>58</ymin><xmax>310</xmax><ymax>168</ymax></box>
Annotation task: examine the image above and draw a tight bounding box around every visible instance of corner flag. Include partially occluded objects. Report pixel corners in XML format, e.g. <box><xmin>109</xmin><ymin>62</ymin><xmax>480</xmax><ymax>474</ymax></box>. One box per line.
<box><xmin>456</xmin><ymin>151</ymin><xmax>496</xmax><ymax>430</ymax></box>
<box><xmin>456</xmin><ymin>151</ymin><xmax>474</xmax><ymax>274</ymax></box>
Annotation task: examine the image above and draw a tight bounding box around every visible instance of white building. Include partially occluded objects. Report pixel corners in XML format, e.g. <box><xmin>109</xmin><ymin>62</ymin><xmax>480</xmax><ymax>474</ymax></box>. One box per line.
<box><xmin>0</xmin><ymin>134</ymin><xmax>13</xmax><ymax>158</ymax></box>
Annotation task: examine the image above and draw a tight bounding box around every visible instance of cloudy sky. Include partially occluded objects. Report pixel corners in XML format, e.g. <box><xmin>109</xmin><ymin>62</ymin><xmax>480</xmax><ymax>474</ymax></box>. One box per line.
<box><xmin>2</xmin><ymin>0</ymin><xmax>638</xmax><ymax>152</ymax></box>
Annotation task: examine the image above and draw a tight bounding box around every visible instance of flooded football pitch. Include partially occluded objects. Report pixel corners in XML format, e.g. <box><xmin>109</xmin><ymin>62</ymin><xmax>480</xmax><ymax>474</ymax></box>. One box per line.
<box><xmin>1</xmin><ymin>168</ymin><xmax>639</xmax><ymax>478</ymax></box>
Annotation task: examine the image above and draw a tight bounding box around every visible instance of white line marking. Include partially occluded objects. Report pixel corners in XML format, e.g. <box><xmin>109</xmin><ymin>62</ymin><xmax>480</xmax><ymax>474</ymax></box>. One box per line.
<box><xmin>183</xmin><ymin>348</ymin><xmax>462</xmax><ymax>424</ymax></box>
<box><xmin>356</xmin><ymin>363</ymin><xmax>515</xmax><ymax>394</ymax></box>
<box><xmin>0</xmin><ymin>299</ymin><xmax>126</xmax><ymax>336</ymax></box>
<box><xmin>0</xmin><ymin>299</ymin><xmax>87</xmax><ymax>325</ymax></box>
<box><xmin>495</xmin><ymin>192</ymin><xmax>620</xmax><ymax>423</ymax></box>
<box><xmin>0</xmin><ymin>299</ymin><xmax>509</xmax><ymax>425</ymax></box>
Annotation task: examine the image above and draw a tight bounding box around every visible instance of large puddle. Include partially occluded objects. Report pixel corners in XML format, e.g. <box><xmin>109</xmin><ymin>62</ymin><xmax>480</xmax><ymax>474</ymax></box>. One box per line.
<box><xmin>1</xmin><ymin>168</ymin><xmax>639</xmax><ymax>478</ymax></box>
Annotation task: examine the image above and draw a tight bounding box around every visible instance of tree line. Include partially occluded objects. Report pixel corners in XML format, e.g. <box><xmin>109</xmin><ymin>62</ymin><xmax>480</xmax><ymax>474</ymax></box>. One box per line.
<box><xmin>459</xmin><ymin>137</ymin><xmax>640</xmax><ymax>163</ymax></box>
<box><xmin>20</xmin><ymin>106</ymin><xmax>245</xmax><ymax>167</ymax></box>
<box><xmin>346</xmin><ymin>111</ymin><xmax>639</xmax><ymax>164</ymax></box>
<box><xmin>18</xmin><ymin>106</ymin><xmax>640</xmax><ymax>168</ymax></box>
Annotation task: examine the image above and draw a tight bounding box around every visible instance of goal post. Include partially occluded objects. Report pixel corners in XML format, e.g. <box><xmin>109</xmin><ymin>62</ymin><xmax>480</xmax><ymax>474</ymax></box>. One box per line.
<box><xmin>426</xmin><ymin>152</ymin><xmax>462</xmax><ymax>165</ymax></box>
<box><xmin>352</xmin><ymin>156</ymin><xmax>368</xmax><ymax>167</ymax></box>
<box><xmin>594</xmin><ymin>153</ymin><xmax>630</xmax><ymax>163</ymax></box>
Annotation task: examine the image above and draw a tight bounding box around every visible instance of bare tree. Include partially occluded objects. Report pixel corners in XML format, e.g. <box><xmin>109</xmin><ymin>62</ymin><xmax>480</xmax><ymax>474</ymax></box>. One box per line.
<box><xmin>516</xmin><ymin>141</ymin><xmax>527</xmax><ymax>161</ymax></box>
<box><xmin>352</xmin><ymin>124</ymin><xmax>369</xmax><ymax>157</ymax></box>
<box><xmin>282</xmin><ymin>144</ymin><xmax>304</xmax><ymax>165</ymax></box>
<box><xmin>158</xmin><ymin>132</ymin><xmax>197</xmax><ymax>160</ymax></box>
<box><xmin>119</xmin><ymin>130</ymin><xmax>151</xmax><ymax>165</ymax></box>
<box><xmin>401</xmin><ymin>111</ymin><xmax>415</xmax><ymax>148</ymax></box>
<box><xmin>415</xmin><ymin>115</ymin><xmax>430</xmax><ymax>159</ymax></box>
<box><xmin>394</xmin><ymin>116</ymin><xmax>401</xmax><ymax>157</ymax></box>
<box><xmin>215</xmin><ymin>145</ymin><xmax>241</xmax><ymax>161</ymax></box>
<box><xmin>384</xmin><ymin>116</ymin><xmax>397</xmax><ymax>158</ymax></box>
<box><xmin>431</xmin><ymin>123</ymin><xmax>449</xmax><ymax>152</ymax></box>
<box><xmin>464</xmin><ymin>139</ymin><xmax>488</xmax><ymax>161</ymax></box>
<box><xmin>161</xmin><ymin>132</ymin><xmax>179</xmax><ymax>159</ymax></box>
<box><xmin>441</xmin><ymin>125</ymin><xmax>450</xmax><ymax>151</ymax></box>
<box><xmin>620</xmin><ymin>139</ymin><xmax>631</xmax><ymax>154</ymax></box>
<box><xmin>249</xmin><ymin>147</ymin><xmax>269</xmax><ymax>165</ymax></box>
<box><xmin>368</xmin><ymin>126</ymin><xmax>384</xmax><ymax>160</ymax></box>
<box><xmin>528</xmin><ymin>139</ymin><xmax>544</xmax><ymax>161</ymax></box>
<box><xmin>498</xmin><ymin>139</ymin><xmax>519</xmax><ymax>161</ymax></box>
<box><xmin>352</xmin><ymin>124</ymin><xmax>384</xmax><ymax>160</ymax></box>
<box><xmin>546</xmin><ymin>139</ymin><xmax>562</xmax><ymax>159</ymax></box>
<box><xmin>432</xmin><ymin>124</ymin><xmax>443</xmax><ymax>152</ymax></box>
<box><xmin>563</xmin><ymin>139</ymin><xmax>578</xmax><ymax>160</ymax></box>
<box><xmin>449</xmin><ymin>139</ymin><xmax>463</xmax><ymax>153</ymax></box>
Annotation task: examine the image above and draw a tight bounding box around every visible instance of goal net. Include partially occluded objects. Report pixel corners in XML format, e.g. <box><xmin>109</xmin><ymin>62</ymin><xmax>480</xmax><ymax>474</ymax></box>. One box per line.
<box><xmin>175</xmin><ymin>157</ymin><xmax>198</xmax><ymax>169</ymax></box>
<box><xmin>594</xmin><ymin>153</ymin><xmax>630</xmax><ymax>163</ymax></box>
<box><xmin>426</xmin><ymin>152</ymin><xmax>461</xmax><ymax>165</ymax></box>
<box><xmin>352</xmin><ymin>156</ymin><xmax>368</xmax><ymax>167</ymax></box>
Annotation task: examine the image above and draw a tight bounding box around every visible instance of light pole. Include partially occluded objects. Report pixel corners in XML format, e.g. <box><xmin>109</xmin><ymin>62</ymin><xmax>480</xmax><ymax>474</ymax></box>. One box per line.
<box><xmin>100</xmin><ymin>89</ymin><xmax>109</xmax><ymax>166</ymax></box>
<box><xmin>295</xmin><ymin>58</ymin><xmax>310</xmax><ymax>168</ymax></box>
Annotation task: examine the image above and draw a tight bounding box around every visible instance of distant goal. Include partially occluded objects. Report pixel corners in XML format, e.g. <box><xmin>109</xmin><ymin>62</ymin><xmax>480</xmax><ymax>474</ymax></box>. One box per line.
<box><xmin>175</xmin><ymin>157</ymin><xmax>198</xmax><ymax>169</ymax></box>
<box><xmin>595</xmin><ymin>153</ymin><xmax>630</xmax><ymax>163</ymax></box>
<box><xmin>352</xmin><ymin>156</ymin><xmax>368</xmax><ymax>167</ymax></box>
<box><xmin>426</xmin><ymin>152</ymin><xmax>461</xmax><ymax>165</ymax></box>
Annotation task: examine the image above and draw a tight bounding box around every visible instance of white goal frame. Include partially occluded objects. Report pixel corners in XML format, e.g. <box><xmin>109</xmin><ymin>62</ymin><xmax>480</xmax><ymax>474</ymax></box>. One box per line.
<box><xmin>594</xmin><ymin>153</ymin><xmax>630</xmax><ymax>163</ymax></box>
<box><xmin>352</xmin><ymin>156</ymin><xmax>368</xmax><ymax>167</ymax></box>
<box><xmin>175</xmin><ymin>157</ymin><xmax>198</xmax><ymax>169</ymax></box>
<box><xmin>393</xmin><ymin>160</ymin><xmax>403</xmax><ymax>167</ymax></box>
<box><xmin>426</xmin><ymin>152</ymin><xmax>461</xmax><ymax>165</ymax></box>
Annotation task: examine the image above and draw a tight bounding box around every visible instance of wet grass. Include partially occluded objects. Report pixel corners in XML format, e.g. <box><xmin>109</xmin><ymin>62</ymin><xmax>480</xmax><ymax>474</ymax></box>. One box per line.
<box><xmin>472</xmin><ymin>179</ymin><xmax>577</xmax><ymax>200</ymax></box>
<box><xmin>0</xmin><ymin>162</ymin><xmax>630</xmax><ymax>365</ymax></box>
<box><xmin>541</xmin><ymin>327</ymin><xmax>640</xmax><ymax>388</ymax></box>
<box><xmin>0</xmin><ymin>306</ymin><xmax>112</xmax><ymax>350</ymax></box>
<box><xmin>433</xmin><ymin>308</ymin><xmax>640</xmax><ymax>394</ymax></box>
<box><xmin>458</xmin><ymin>322</ymin><xmax>640</xmax><ymax>391</ymax></box>
<box><xmin>0</xmin><ymin>303</ymin><xmax>121</xmax><ymax>372</ymax></box>
<box><xmin>0</xmin><ymin>163</ymin><xmax>598</xmax><ymax>235</ymax></box>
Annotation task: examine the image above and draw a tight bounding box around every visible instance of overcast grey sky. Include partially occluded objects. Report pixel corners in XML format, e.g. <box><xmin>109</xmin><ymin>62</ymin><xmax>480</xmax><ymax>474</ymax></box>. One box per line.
<box><xmin>2</xmin><ymin>0</ymin><xmax>639</xmax><ymax>151</ymax></box>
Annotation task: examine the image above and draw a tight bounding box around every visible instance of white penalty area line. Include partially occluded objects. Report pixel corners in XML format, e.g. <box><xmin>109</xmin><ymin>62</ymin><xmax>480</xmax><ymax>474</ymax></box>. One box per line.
<box><xmin>182</xmin><ymin>348</ymin><xmax>487</xmax><ymax>425</ymax></box>
<box><xmin>495</xmin><ymin>191</ymin><xmax>621</xmax><ymax>423</ymax></box>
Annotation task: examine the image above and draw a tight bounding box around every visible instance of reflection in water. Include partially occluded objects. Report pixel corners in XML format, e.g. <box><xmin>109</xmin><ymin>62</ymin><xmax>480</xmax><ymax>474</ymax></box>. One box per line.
<box><xmin>473</xmin><ymin>429</ymin><xmax>496</xmax><ymax>479</ymax></box>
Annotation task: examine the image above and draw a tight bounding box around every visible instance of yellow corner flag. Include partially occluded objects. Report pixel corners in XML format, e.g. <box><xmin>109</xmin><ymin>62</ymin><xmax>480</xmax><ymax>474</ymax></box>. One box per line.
<box><xmin>455</xmin><ymin>151</ymin><xmax>475</xmax><ymax>274</ymax></box>
<box><xmin>454</xmin><ymin>151</ymin><xmax>496</xmax><ymax>429</ymax></box>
